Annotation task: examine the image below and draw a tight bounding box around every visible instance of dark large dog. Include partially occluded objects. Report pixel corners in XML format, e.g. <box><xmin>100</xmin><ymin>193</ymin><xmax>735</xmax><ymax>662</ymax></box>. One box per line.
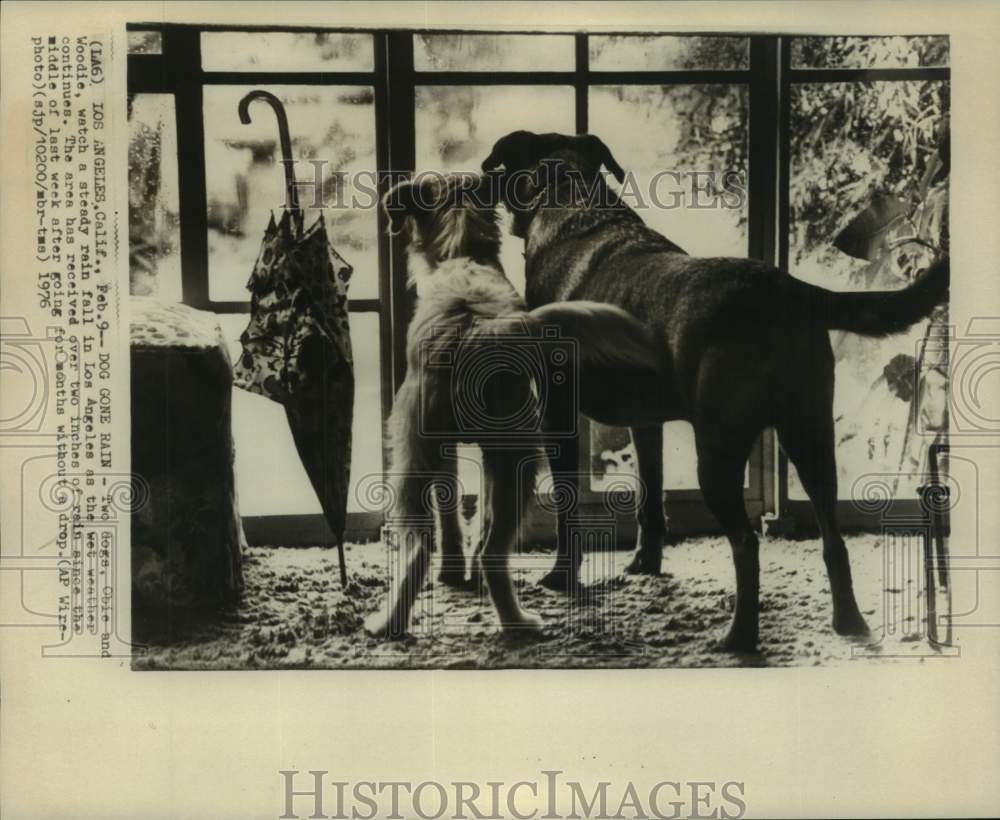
<box><xmin>482</xmin><ymin>130</ymin><xmax>949</xmax><ymax>650</ymax></box>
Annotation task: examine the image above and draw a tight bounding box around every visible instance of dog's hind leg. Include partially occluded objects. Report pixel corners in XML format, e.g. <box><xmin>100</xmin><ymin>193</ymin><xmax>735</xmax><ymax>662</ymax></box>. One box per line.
<box><xmin>624</xmin><ymin>425</ymin><xmax>668</xmax><ymax>575</ymax></box>
<box><xmin>435</xmin><ymin>450</ymin><xmax>467</xmax><ymax>588</ymax></box>
<box><xmin>536</xmin><ymin>433</ymin><xmax>584</xmax><ymax>593</ymax></box>
<box><xmin>467</xmin><ymin>490</ymin><xmax>492</xmax><ymax>596</ymax></box>
<box><xmin>696</xmin><ymin>436</ymin><xmax>761</xmax><ymax>652</ymax></box>
<box><xmin>481</xmin><ymin>450</ymin><xmax>542</xmax><ymax>634</ymax></box>
<box><xmin>777</xmin><ymin>414</ymin><xmax>870</xmax><ymax>639</ymax></box>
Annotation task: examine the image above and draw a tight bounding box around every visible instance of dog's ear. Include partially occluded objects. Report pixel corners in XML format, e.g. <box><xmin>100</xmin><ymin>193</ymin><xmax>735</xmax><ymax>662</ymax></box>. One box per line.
<box><xmin>577</xmin><ymin>134</ymin><xmax>626</xmax><ymax>184</ymax></box>
<box><xmin>481</xmin><ymin>130</ymin><xmax>539</xmax><ymax>173</ymax></box>
<box><xmin>382</xmin><ymin>178</ymin><xmax>418</xmax><ymax>235</ymax></box>
<box><xmin>484</xmin><ymin>131</ymin><xmax>626</xmax><ymax>184</ymax></box>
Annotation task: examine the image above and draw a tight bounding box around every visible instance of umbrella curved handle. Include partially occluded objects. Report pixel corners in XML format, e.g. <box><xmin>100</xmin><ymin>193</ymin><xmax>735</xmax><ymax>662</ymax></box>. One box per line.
<box><xmin>238</xmin><ymin>90</ymin><xmax>302</xmax><ymax>232</ymax></box>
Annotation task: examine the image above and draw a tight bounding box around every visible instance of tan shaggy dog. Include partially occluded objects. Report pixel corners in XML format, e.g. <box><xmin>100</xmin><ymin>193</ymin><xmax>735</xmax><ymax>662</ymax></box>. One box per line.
<box><xmin>365</xmin><ymin>173</ymin><xmax>661</xmax><ymax>639</ymax></box>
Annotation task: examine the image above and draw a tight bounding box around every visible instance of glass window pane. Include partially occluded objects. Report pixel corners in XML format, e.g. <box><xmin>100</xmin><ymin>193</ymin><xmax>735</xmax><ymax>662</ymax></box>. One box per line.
<box><xmin>203</xmin><ymin>85</ymin><xmax>379</xmax><ymax>301</ymax></box>
<box><xmin>589</xmin><ymin>35</ymin><xmax>749</xmax><ymax>71</ymax></box>
<box><xmin>588</xmin><ymin>84</ymin><xmax>748</xmax><ymax>491</ymax></box>
<box><xmin>220</xmin><ymin>311</ymin><xmax>382</xmax><ymax>516</ymax></box>
<box><xmin>590</xmin><ymin>423</ymin><xmax>636</xmax><ymax>492</ymax></box>
<box><xmin>128</xmin><ymin>94</ymin><xmax>182</xmax><ymax>302</ymax></box>
<box><xmin>415</xmin><ymin>85</ymin><xmax>575</xmax><ymax>295</ymax></box>
<box><xmin>791</xmin><ymin>36</ymin><xmax>949</xmax><ymax>69</ymax></box>
<box><xmin>201</xmin><ymin>31</ymin><xmax>374</xmax><ymax>72</ymax></box>
<box><xmin>787</xmin><ymin>80</ymin><xmax>949</xmax><ymax>499</ymax></box>
<box><xmin>346</xmin><ymin>313</ymin><xmax>384</xmax><ymax>512</ymax></box>
<box><xmin>128</xmin><ymin>31</ymin><xmax>162</xmax><ymax>55</ymax></box>
<box><xmin>589</xmin><ymin>85</ymin><xmax>748</xmax><ymax>256</ymax></box>
<box><xmin>415</xmin><ymin>85</ymin><xmax>576</xmax><ymax>170</ymax></box>
<box><xmin>415</xmin><ymin>85</ymin><xmax>574</xmax><ymax>499</ymax></box>
<box><xmin>414</xmin><ymin>33</ymin><xmax>575</xmax><ymax>71</ymax></box>
<box><xmin>590</xmin><ymin>422</ymin><xmax>748</xmax><ymax>492</ymax></box>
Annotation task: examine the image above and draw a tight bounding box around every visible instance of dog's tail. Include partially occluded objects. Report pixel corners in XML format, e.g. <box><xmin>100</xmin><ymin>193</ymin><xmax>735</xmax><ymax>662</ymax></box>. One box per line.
<box><xmin>788</xmin><ymin>255</ymin><xmax>949</xmax><ymax>337</ymax></box>
<box><xmin>526</xmin><ymin>301</ymin><xmax>664</xmax><ymax>380</ymax></box>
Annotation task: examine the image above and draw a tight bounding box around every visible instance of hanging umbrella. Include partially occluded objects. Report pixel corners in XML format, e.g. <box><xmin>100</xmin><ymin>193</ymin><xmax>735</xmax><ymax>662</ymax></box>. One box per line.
<box><xmin>232</xmin><ymin>90</ymin><xmax>354</xmax><ymax>586</ymax></box>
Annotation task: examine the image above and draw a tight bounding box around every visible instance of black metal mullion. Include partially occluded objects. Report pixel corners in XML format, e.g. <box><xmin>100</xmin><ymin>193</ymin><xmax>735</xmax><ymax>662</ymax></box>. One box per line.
<box><xmin>348</xmin><ymin>299</ymin><xmax>383</xmax><ymax>315</ymax></box>
<box><xmin>788</xmin><ymin>67</ymin><xmax>950</xmax><ymax>84</ymax></box>
<box><xmin>127</xmin><ymin>54</ymin><xmax>168</xmax><ymax>92</ymax></box>
<box><xmin>129</xmin><ymin>23</ymin><xmax>567</xmax><ymax>35</ymax></box>
<box><xmin>412</xmin><ymin>70</ymin><xmax>751</xmax><ymax>86</ymax></box>
<box><xmin>575</xmin><ymin>33</ymin><xmax>589</xmax><ymax>134</ymax></box>
<box><xmin>573</xmin><ymin>34</ymin><xmax>596</xmax><ymax>493</ymax></box>
<box><xmin>167</xmin><ymin>27</ymin><xmax>211</xmax><ymax>310</ymax></box>
<box><xmin>776</xmin><ymin>37</ymin><xmax>793</xmax><ymax>522</ymax></box>
<box><xmin>747</xmin><ymin>37</ymin><xmax>780</xmax><ymax>267</ymax></box>
<box><xmin>201</xmin><ymin>71</ymin><xmax>375</xmax><ymax>85</ymax></box>
<box><xmin>129</xmin><ymin>24</ymin><xmax>768</xmax><ymax>37</ymax></box>
<box><xmin>413</xmin><ymin>71</ymin><xmax>575</xmax><ymax>86</ymax></box>
<box><xmin>206</xmin><ymin>300</ymin><xmax>382</xmax><ymax>315</ymax></box>
<box><xmin>373</xmin><ymin>32</ymin><xmax>395</xmax><ymax>443</ymax></box>
<box><xmin>384</xmin><ymin>31</ymin><xmax>416</xmax><ymax>395</ymax></box>
<box><xmin>130</xmin><ymin>22</ymin><xmax>389</xmax><ymax>35</ymax></box>
<box><xmin>747</xmin><ymin>35</ymin><xmax>781</xmax><ymax>518</ymax></box>
<box><xmin>777</xmin><ymin>39</ymin><xmax>792</xmax><ymax>279</ymax></box>
<box><xmin>588</xmin><ymin>69</ymin><xmax>750</xmax><ymax>86</ymax></box>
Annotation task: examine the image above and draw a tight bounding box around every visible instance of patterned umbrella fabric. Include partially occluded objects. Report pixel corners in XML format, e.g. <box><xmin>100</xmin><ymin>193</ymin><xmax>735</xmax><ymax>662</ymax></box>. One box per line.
<box><xmin>231</xmin><ymin>91</ymin><xmax>354</xmax><ymax>585</ymax></box>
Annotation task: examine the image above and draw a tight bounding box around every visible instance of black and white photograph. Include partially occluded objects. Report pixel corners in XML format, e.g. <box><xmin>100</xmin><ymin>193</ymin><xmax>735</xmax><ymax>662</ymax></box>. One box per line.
<box><xmin>125</xmin><ymin>22</ymin><xmax>956</xmax><ymax>669</ymax></box>
<box><xmin>3</xmin><ymin>3</ymin><xmax>999</xmax><ymax>818</ymax></box>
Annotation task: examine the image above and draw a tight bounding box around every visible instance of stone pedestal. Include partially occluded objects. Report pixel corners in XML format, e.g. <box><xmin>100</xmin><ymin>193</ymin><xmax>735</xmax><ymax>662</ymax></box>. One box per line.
<box><xmin>130</xmin><ymin>298</ymin><xmax>245</xmax><ymax>622</ymax></box>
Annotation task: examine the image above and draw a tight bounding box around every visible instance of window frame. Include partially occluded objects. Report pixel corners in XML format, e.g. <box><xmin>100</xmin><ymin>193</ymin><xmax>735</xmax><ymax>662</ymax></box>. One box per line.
<box><xmin>126</xmin><ymin>25</ymin><xmax>950</xmax><ymax>542</ymax></box>
<box><xmin>776</xmin><ymin>42</ymin><xmax>950</xmax><ymax>531</ymax></box>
